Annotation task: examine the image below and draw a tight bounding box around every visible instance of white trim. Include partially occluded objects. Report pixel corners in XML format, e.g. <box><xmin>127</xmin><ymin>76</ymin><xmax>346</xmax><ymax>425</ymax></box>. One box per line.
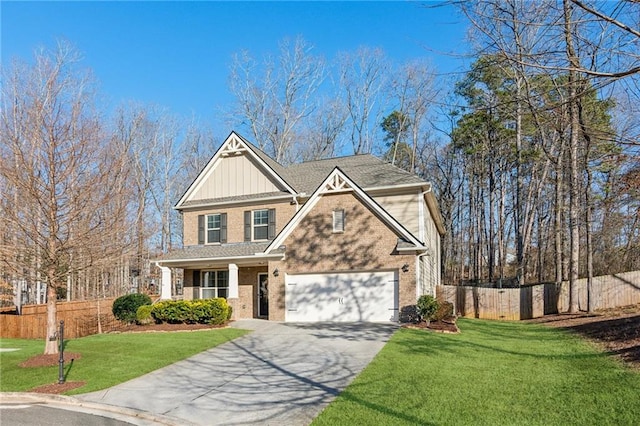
<box><xmin>364</xmin><ymin>182</ymin><xmax>428</xmax><ymax>193</ymax></box>
<box><xmin>177</xmin><ymin>194</ymin><xmax>293</xmax><ymax>211</ymax></box>
<box><xmin>265</xmin><ymin>167</ymin><xmax>424</xmax><ymax>254</ymax></box>
<box><xmin>418</xmin><ymin>192</ymin><xmax>425</xmax><ymax>242</ymax></box>
<box><xmin>252</xmin><ymin>209</ymin><xmax>270</xmax><ymax>241</ymax></box>
<box><xmin>396</xmin><ymin>246</ymin><xmax>429</xmax><ymax>253</ymax></box>
<box><xmin>228</xmin><ymin>263</ymin><xmax>239</xmax><ymax>299</ymax></box>
<box><xmin>200</xmin><ymin>269</ymin><xmax>230</xmax><ymax>299</ymax></box>
<box><xmin>157</xmin><ymin>252</ymin><xmax>284</xmax><ymax>266</ymax></box>
<box><xmin>156</xmin><ymin>263</ymin><xmax>172</xmax><ymax>300</ymax></box>
<box><xmin>175</xmin><ymin>131</ymin><xmax>296</xmax><ymax>209</ymax></box>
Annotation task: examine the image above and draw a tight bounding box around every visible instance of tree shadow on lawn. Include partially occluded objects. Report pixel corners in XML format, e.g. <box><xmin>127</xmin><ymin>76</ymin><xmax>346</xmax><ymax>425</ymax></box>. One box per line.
<box><xmin>321</xmin><ymin>386</ymin><xmax>437</xmax><ymax>426</ymax></box>
<box><xmin>394</xmin><ymin>323</ymin><xmax>608</xmax><ymax>363</ymax></box>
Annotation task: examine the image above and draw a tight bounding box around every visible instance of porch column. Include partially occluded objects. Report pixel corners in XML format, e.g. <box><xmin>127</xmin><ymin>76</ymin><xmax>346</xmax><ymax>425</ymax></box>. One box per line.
<box><xmin>228</xmin><ymin>263</ymin><xmax>239</xmax><ymax>298</ymax></box>
<box><xmin>157</xmin><ymin>263</ymin><xmax>172</xmax><ymax>300</ymax></box>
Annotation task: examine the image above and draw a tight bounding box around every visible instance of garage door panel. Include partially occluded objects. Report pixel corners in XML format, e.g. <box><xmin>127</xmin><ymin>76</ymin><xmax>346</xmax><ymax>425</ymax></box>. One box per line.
<box><xmin>285</xmin><ymin>271</ymin><xmax>398</xmax><ymax>322</ymax></box>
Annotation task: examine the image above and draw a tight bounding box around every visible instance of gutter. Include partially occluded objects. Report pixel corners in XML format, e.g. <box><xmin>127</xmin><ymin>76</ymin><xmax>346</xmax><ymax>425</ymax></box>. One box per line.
<box><xmin>176</xmin><ymin>194</ymin><xmax>294</xmax><ymax>211</ymax></box>
<box><xmin>155</xmin><ymin>252</ymin><xmax>285</xmax><ymax>266</ymax></box>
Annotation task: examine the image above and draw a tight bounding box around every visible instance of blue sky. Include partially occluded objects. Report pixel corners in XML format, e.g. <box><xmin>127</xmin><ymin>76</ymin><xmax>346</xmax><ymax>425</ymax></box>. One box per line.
<box><xmin>1</xmin><ymin>1</ymin><xmax>470</xmax><ymax>137</ymax></box>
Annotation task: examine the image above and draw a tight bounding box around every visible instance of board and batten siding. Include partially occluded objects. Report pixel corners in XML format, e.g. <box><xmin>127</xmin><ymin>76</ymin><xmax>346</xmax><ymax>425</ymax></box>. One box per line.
<box><xmin>190</xmin><ymin>154</ymin><xmax>284</xmax><ymax>201</ymax></box>
<box><xmin>373</xmin><ymin>191</ymin><xmax>442</xmax><ymax>294</ymax></box>
<box><xmin>422</xmin><ymin>202</ymin><xmax>441</xmax><ymax>289</ymax></box>
<box><xmin>373</xmin><ymin>193</ymin><xmax>420</xmax><ymax>236</ymax></box>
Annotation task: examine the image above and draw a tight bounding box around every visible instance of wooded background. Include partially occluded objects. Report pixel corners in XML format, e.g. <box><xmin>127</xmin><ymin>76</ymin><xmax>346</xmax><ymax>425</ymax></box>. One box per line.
<box><xmin>1</xmin><ymin>1</ymin><xmax>638</xmax><ymax>313</ymax></box>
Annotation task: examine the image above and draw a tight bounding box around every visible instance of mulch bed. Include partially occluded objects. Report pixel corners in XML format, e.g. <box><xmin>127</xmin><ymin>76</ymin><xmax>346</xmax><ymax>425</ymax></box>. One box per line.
<box><xmin>525</xmin><ymin>304</ymin><xmax>640</xmax><ymax>370</ymax></box>
<box><xmin>108</xmin><ymin>321</ymin><xmax>227</xmax><ymax>333</ymax></box>
<box><xmin>20</xmin><ymin>352</ymin><xmax>82</xmax><ymax>368</ymax></box>
<box><xmin>402</xmin><ymin>318</ymin><xmax>460</xmax><ymax>333</ymax></box>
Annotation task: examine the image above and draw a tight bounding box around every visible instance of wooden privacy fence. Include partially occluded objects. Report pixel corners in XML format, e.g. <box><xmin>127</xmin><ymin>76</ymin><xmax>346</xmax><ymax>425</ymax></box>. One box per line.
<box><xmin>437</xmin><ymin>270</ymin><xmax>640</xmax><ymax>321</ymax></box>
<box><xmin>0</xmin><ymin>298</ymin><xmax>118</xmax><ymax>339</ymax></box>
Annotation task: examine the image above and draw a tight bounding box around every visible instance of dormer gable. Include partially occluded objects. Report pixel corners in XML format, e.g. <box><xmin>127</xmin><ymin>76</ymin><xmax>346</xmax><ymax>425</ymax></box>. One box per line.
<box><xmin>175</xmin><ymin>132</ymin><xmax>296</xmax><ymax>209</ymax></box>
<box><xmin>265</xmin><ymin>167</ymin><xmax>427</xmax><ymax>254</ymax></box>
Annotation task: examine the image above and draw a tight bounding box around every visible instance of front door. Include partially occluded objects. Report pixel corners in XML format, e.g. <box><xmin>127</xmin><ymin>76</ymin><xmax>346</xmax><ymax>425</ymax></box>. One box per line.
<box><xmin>258</xmin><ymin>273</ymin><xmax>269</xmax><ymax>318</ymax></box>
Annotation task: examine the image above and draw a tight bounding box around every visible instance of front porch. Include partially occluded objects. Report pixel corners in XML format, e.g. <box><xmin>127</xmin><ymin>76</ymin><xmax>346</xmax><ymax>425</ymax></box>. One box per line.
<box><xmin>155</xmin><ymin>242</ymin><xmax>284</xmax><ymax>320</ymax></box>
<box><xmin>158</xmin><ymin>263</ymin><xmax>275</xmax><ymax>320</ymax></box>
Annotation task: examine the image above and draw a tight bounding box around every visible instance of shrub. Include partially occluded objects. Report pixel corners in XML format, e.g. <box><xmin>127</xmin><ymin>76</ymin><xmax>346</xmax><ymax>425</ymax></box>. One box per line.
<box><xmin>151</xmin><ymin>298</ymin><xmax>231</xmax><ymax>325</ymax></box>
<box><xmin>136</xmin><ymin>305</ymin><xmax>154</xmax><ymax>325</ymax></box>
<box><xmin>112</xmin><ymin>293</ymin><xmax>152</xmax><ymax>323</ymax></box>
<box><xmin>433</xmin><ymin>301</ymin><xmax>454</xmax><ymax>321</ymax></box>
<box><xmin>151</xmin><ymin>300</ymin><xmax>190</xmax><ymax>323</ymax></box>
<box><xmin>399</xmin><ymin>305</ymin><xmax>420</xmax><ymax>324</ymax></box>
<box><xmin>416</xmin><ymin>295</ymin><xmax>439</xmax><ymax>323</ymax></box>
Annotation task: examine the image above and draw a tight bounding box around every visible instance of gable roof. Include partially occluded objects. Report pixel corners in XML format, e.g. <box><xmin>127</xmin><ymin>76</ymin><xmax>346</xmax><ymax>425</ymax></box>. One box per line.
<box><xmin>174</xmin><ymin>131</ymin><xmax>297</xmax><ymax>209</ymax></box>
<box><xmin>265</xmin><ymin>167</ymin><xmax>428</xmax><ymax>254</ymax></box>
<box><xmin>174</xmin><ymin>131</ymin><xmax>446</xmax><ymax>238</ymax></box>
<box><xmin>281</xmin><ymin>154</ymin><xmax>426</xmax><ymax>194</ymax></box>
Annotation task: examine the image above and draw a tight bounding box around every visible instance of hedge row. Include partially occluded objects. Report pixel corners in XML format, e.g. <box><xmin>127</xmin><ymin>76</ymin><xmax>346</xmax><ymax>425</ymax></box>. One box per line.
<box><xmin>150</xmin><ymin>299</ymin><xmax>232</xmax><ymax>325</ymax></box>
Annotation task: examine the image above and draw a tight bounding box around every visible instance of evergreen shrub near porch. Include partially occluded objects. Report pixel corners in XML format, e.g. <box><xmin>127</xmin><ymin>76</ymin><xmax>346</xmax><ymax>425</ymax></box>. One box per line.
<box><xmin>151</xmin><ymin>298</ymin><xmax>232</xmax><ymax>325</ymax></box>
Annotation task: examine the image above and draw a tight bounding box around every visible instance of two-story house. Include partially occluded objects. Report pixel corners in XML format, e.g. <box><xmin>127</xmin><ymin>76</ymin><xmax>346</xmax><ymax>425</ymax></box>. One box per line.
<box><xmin>155</xmin><ymin>131</ymin><xmax>445</xmax><ymax>322</ymax></box>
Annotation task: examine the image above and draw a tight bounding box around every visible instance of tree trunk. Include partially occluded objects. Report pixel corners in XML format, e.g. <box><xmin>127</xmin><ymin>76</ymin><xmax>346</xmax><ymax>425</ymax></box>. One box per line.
<box><xmin>44</xmin><ymin>283</ymin><xmax>58</xmax><ymax>355</ymax></box>
<box><xmin>564</xmin><ymin>0</ymin><xmax>581</xmax><ymax>313</ymax></box>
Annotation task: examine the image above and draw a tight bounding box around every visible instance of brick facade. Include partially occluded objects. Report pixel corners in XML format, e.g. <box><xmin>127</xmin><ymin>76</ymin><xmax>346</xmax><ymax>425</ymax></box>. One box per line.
<box><xmin>182</xmin><ymin>200</ymin><xmax>297</xmax><ymax>246</ymax></box>
<box><xmin>267</xmin><ymin>192</ymin><xmax>417</xmax><ymax>321</ymax></box>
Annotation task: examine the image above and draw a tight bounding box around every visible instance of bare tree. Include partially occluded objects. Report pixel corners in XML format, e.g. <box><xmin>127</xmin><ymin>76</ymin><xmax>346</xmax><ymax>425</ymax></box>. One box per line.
<box><xmin>338</xmin><ymin>47</ymin><xmax>389</xmax><ymax>154</ymax></box>
<box><xmin>387</xmin><ymin>59</ymin><xmax>438</xmax><ymax>171</ymax></box>
<box><xmin>0</xmin><ymin>42</ymin><xmax>131</xmax><ymax>353</ymax></box>
<box><xmin>229</xmin><ymin>37</ymin><xmax>325</xmax><ymax>164</ymax></box>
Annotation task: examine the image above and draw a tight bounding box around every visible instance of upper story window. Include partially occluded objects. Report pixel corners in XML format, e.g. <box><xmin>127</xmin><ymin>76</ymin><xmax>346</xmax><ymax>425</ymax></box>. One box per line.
<box><xmin>198</xmin><ymin>213</ymin><xmax>227</xmax><ymax>244</ymax></box>
<box><xmin>253</xmin><ymin>209</ymin><xmax>269</xmax><ymax>240</ymax></box>
<box><xmin>333</xmin><ymin>209</ymin><xmax>345</xmax><ymax>233</ymax></box>
<box><xmin>207</xmin><ymin>214</ymin><xmax>221</xmax><ymax>243</ymax></box>
<box><xmin>245</xmin><ymin>208</ymin><xmax>276</xmax><ymax>241</ymax></box>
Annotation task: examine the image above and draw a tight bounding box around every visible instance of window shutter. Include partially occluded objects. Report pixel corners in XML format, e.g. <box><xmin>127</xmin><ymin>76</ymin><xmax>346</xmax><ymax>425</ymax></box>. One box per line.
<box><xmin>193</xmin><ymin>270</ymin><xmax>201</xmax><ymax>287</ymax></box>
<box><xmin>244</xmin><ymin>211</ymin><xmax>251</xmax><ymax>241</ymax></box>
<box><xmin>220</xmin><ymin>213</ymin><xmax>227</xmax><ymax>243</ymax></box>
<box><xmin>198</xmin><ymin>215</ymin><xmax>205</xmax><ymax>244</ymax></box>
<box><xmin>268</xmin><ymin>208</ymin><xmax>276</xmax><ymax>239</ymax></box>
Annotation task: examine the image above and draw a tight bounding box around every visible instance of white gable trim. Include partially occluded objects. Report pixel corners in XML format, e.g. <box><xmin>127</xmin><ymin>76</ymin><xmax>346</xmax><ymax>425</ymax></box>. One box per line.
<box><xmin>175</xmin><ymin>131</ymin><xmax>296</xmax><ymax>209</ymax></box>
<box><xmin>265</xmin><ymin>167</ymin><xmax>426</xmax><ymax>254</ymax></box>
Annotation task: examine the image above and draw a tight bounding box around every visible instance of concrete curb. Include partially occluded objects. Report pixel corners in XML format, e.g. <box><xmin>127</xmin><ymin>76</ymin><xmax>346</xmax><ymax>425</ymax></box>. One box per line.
<box><xmin>0</xmin><ymin>392</ymin><xmax>195</xmax><ymax>426</ymax></box>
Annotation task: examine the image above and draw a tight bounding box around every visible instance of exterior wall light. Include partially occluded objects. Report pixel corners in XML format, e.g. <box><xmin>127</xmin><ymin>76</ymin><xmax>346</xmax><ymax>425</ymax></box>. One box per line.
<box><xmin>273</xmin><ymin>268</ymin><xmax>279</xmax><ymax>277</ymax></box>
<box><xmin>402</xmin><ymin>264</ymin><xmax>410</xmax><ymax>273</ymax></box>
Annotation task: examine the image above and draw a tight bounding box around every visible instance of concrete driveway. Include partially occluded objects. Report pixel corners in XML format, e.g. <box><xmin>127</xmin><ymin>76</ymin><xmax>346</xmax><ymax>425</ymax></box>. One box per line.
<box><xmin>79</xmin><ymin>320</ymin><xmax>397</xmax><ymax>425</ymax></box>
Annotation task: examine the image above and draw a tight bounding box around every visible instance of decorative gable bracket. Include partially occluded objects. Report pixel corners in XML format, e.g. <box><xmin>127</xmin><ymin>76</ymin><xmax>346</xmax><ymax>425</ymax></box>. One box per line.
<box><xmin>264</xmin><ymin>167</ymin><xmax>425</xmax><ymax>254</ymax></box>
<box><xmin>324</xmin><ymin>173</ymin><xmax>351</xmax><ymax>193</ymax></box>
<box><xmin>220</xmin><ymin>136</ymin><xmax>246</xmax><ymax>156</ymax></box>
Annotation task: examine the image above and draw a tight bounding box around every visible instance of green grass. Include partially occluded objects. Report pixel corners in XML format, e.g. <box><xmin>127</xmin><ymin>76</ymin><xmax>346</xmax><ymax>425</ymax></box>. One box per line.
<box><xmin>313</xmin><ymin>319</ymin><xmax>640</xmax><ymax>426</ymax></box>
<box><xmin>0</xmin><ymin>328</ymin><xmax>248</xmax><ymax>395</ymax></box>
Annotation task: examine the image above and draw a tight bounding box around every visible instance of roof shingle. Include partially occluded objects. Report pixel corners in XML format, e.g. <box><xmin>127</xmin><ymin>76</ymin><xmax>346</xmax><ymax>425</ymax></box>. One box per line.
<box><xmin>158</xmin><ymin>242</ymin><xmax>283</xmax><ymax>261</ymax></box>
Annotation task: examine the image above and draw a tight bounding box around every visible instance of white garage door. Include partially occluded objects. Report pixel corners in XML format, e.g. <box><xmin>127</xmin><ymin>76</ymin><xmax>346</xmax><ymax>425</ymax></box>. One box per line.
<box><xmin>285</xmin><ymin>271</ymin><xmax>398</xmax><ymax>322</ymax></box>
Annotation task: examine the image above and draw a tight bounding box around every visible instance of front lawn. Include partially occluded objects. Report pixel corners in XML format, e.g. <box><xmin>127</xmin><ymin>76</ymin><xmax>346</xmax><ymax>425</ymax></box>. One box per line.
<box><xmin>313</xmin><ymin>319</ymin><xmax>640</xmax><ymax>426</ymax></box>
<box><xmin>0</xmin><ymin>328</ymin><xmax>248</xmax><ymax>395</ymax></box>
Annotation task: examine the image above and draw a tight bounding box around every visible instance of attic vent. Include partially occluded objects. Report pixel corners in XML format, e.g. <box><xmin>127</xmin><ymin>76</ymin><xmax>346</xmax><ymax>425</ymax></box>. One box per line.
<box><xmin>333</xmin><ymin>209</ymin><xmax>345</xmax><ymax>233</ymax></box>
